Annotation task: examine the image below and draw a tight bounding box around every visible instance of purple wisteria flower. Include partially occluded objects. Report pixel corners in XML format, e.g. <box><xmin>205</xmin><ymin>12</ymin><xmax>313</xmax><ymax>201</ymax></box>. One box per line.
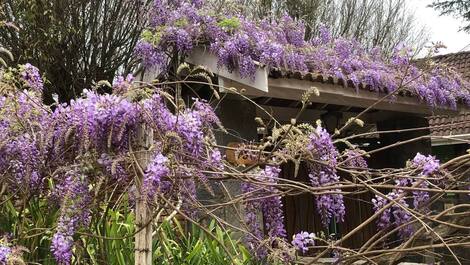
<box><xmin>20</xmin><ymin>63</ymin><xmax>44</xmax><ymax>93</ymax></box>
<box><xmin>260</xmin><ymin>166</ymin><xmax>286</xmax><ymax>238</ymax></box>
<box><xmin>134</xmin><ymin>41</ymin><xmax>167</xmax><ymax>69</ymax></box>
<box><xmin>307</xmin><ymin>125</ymin><xmax>345</xmax><ymax>226</ymax></box>
<box><xmin>143</xmin><ymin>152</ymin><xmax>169</xmax><ymax>198</ymax></box>
<box><xmin>241</xmin><ymin>166</ymin><xmax>287</xmax><ymax>259</ymax></box>
<box><xmin>410</xmin><ymin>153</ymin><xmax>440</xmax><ymax>209</ymax></box>
<box><xmin>240</xmin><ymin>181</ymin><xmax>266</xmax><ymax>259</ymax></box>
<box><xmin>112</xmin><ymin>74</ymin><xmax>134</xmax><ymax>95</ymax></box>
<box><xmin>52</xmin><ymin>90</ymin><xmax>141</xmax><ymax>155</ymax></box>
<box><xmin>137</xmin><ymin>0</ymin><xmax>470</xmax><ymax>108</ymax></box>
<box><xmin>343</xmin><ymin>149</ymin><xmax>368</xmax><ymax>169</ymax></box>
<box><xmin>1</xmin><ymin>53</ymin><xmax>225</xmax><ymax>264</ymax></box>
<box><xmin>372</xmin><ymin>153</ymin><xmax>442</xmax><ymax>238</ymax></box>
<box><xmin>51</xmin><ymin>171</ymin><xmax>91</xmax><ymax>265</ymax></box>
<box><xmin>97</xmin><ymin>153</ymin><xmax>128</xmax><ymax>182</ymax></box>
<box><xmin>51</xmin><ymin>231</ymin><xmax>74</xmax><ymax>265</ymax></box>
<box><xmin>372</xmin><ymin>191</ymin><xmax>413</xmax><ymax>238</ymax></box>
<box><xmin>292</xmin><ymin>232</ymin><xmax>315</xmax><ymax>254</ymax></box>
<box><xmin>0</xmin><ymin>244</ymin><xmax>11</xmax><ymax>264</ymax></box>
<box><xmin>4</xmin><ymin>134</ymin><xmax>42</xmax><ymax>189</ymax></box>
<box><xmin>412</xmin><ymin>153</ymin><xmax>440</xmax><ymax>176</ymax></box>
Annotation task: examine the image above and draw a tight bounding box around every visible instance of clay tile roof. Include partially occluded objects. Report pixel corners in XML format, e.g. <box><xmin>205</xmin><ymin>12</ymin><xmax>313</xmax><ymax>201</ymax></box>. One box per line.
<box><xmin>431</xmin><ymin>51</ymin><xmax>470</xmax><ymax>80</ymax></box>
<box><xmin>428</xmin><ymin>51</ymin><xmax>470</xmax><ymax>139</ymax></box>
<box><xmin>428</xmin><ymin>113</ymin><xmax>470</xmax><ymax>137</ymax></box>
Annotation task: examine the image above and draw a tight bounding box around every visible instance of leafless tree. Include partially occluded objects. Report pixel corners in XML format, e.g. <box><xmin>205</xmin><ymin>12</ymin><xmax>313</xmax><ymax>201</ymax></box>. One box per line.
<box><xmin>0</xmin><ymin>0</ymin><xmax>149</xmax><ymax>103</ymax></box>
<box><xmin>212</xmin><ymin>0</ymin><xmax>429</xmax><ymax>54</ymax></box>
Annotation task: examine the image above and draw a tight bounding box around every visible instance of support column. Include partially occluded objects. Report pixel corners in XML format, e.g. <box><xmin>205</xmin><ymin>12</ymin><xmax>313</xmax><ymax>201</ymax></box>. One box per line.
<box><xmin>135</xmin><ymin>125</ymin><xmax>153</xmax><ymax>265</ymax></box>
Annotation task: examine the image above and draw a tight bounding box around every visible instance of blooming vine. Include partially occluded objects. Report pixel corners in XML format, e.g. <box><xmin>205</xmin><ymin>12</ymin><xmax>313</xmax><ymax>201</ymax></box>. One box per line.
<box><xmin>51</xmin><ymin>172</ymin><xmax>91</xmax><ymax>265</ymax></box>
<box><xmin>0</xmin><ymin>244</ymin><xmax>11</xmax><ymax>265</ymax></box>
<box><xmin>0</xmin><ymin>63</ymin><xmax>223</xmax><ymax>264</ymax></box>
<box><xmin>19</xmin><ymin>63</ymin><xmax>43</xmax><ymax>93</ymax></box>
<box><xmin>410</xmin><ymin>153</ymin><xmax>440</xmax><ymax>209</ymax></box>
<box><xmin>307</xmin><ymin>125</ymin><xmax>345</xmax><ymax>226</ymax></box>
<box><xmin>372</xmin><ymin>191</ymin><xmax>413</xmax><ymax>239</ymax></box>
<box><xmin>241</xmin><ymin>165</ymin><xmax>287</xmax><ymax>259</ymax></box>
<box><xmin>137</xmin><ymin>0</ymin><xmax>470</xmax><ymax>108</ymax></box>
<box><xmin>343</xmin><ymin>148</ymin><xmax>368</xmax><ymax>169</ymax></box>
<box><xmin>372</xmin><ymin>153</ymin><xmax>441</xmax><ymax>238</ymax></box>
<box><xmin>291</xmin><ymin>232</ymin><xmax>315</xmax><ymax>254</ymax></box>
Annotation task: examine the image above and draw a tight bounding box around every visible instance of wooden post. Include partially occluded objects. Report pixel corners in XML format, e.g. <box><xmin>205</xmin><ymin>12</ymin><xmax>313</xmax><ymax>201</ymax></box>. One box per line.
<box><xmin>135</xmin><ymin>124</ymin><xmax>153</xmax><ymax>265</ymax></box>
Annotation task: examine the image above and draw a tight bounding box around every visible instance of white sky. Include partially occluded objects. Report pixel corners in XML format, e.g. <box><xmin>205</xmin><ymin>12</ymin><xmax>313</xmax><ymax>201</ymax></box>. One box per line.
<box><xmin>410</xmin><ymin>0</ymin><xmax>470</xmax><ymax>56</ymax></box>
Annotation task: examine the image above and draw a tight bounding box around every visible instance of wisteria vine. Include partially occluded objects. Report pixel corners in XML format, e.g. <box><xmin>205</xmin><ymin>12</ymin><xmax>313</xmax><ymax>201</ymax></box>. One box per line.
<box><xmin>137</xmin><ymin>0</ymin><xmax>470</xmax><ymax>108</ymax></box>
<box><xmin>372</xmin><ymin>153</ymin><xmax>442</xmax><ymax>239</ymax></box>
<box><xmin>0</xmin><ymin>64</ymin><xmax>223</xmax><ymax>264</ymax></box>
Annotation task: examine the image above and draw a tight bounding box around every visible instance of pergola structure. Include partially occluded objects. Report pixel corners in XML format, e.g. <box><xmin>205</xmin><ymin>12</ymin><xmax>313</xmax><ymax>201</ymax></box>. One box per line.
<box><xmin>184</xmin><ymin>47</ymin><xmax>463</xmax><ymax>138</ymax></box>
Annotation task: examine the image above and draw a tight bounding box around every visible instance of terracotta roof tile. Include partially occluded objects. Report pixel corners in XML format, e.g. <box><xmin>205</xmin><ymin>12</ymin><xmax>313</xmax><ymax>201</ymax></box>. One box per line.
<box><xmin>431</xmin><ymin>51</ymin><xmax>470</xmax><ymax>80</ymax></box>
<box><xmin>427</xmin><ymin>52</ymin><xmax>470</xmax><ymax>138</ymax></box>
<box><xmin>429</xmin><ymin>113</ymin><xmax>470</xmax><ymax>137</ymax></box>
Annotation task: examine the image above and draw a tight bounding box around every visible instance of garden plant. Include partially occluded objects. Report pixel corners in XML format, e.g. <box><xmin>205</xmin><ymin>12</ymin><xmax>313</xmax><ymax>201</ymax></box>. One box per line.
<box><xmin>1</xmin><ymin>1</ymin><xmax>470</xmax><ymax>265</ymax></box>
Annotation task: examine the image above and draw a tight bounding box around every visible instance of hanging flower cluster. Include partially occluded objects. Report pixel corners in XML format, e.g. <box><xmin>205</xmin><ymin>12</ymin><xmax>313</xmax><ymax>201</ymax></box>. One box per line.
<box><xmin>307</xmin><ymin>125</ymin><xmax>345</xmax><ymax>226</ymax></box>
<box><xmin>410</xmin><ymin>153</ymin><xmax>440</xmax><ymax>209</ymax></box>
<box><xmin>0</xmin><ymin>64</ymin><xmax>223</xmax><ymax>264</ymax></box>
<box><xmin>137</xmin><ymin>0</ymin><xmax>470</xmax><ymax>108</ymax></box>
<box><xmin>51</xmin><ymin>172</ymin><xmax>91</xmax><ymax>265</ymax></box>
<box><xmin>0</xmin><ymin>244</ymin><xmax>11</xmax><ymax>265</ymax></box>
<box><xmin>291</xmin><ymin>232</ymin><xmax>315</xmax><ymax>254</ymax></box>
<box><xmin>342</xmin><ymin>148</ymin><xmax>368</xmax><ymax>169</ymax></box>
<box><xmin>19</xmin><ymin>63</ymin><xmax>44</xmax><ymax>93</ymax></box>
<box><xmin>143</xmin><ymin>151</ymin><xmax>170</xmax><ymax>198</ymax></box>
<box><xmin>241</xmin><ymin>165</ymin><xmax>287</xmax><ymax>259</ymax></box>
<box><xmin>112</xmin><ymin>74</ymin><xmax>135</xmax><ymax>95</ymax></box>
<box><xmin>372</xmin><ymin>191</ymin><xmax>413</xmax><ymax>239</ymax></box>
<box><xmin>372</xmin><ymin>153</ymin><xmax>442</xmax><ymax>238</ymax></box>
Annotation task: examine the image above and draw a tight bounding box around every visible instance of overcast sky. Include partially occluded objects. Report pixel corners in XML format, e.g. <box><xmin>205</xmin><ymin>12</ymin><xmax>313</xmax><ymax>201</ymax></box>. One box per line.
<box><xmin>410</xmin><ymin>0</ymin><xmax>470</xmax><ymax>56</ymax></box>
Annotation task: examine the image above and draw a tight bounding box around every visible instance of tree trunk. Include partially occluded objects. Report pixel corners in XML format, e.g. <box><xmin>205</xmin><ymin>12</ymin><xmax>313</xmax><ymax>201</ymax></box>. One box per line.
<box><xmin>135</xmin><ymin>124</ymin><xmax>153</xmax><ymax>265</ymax></box>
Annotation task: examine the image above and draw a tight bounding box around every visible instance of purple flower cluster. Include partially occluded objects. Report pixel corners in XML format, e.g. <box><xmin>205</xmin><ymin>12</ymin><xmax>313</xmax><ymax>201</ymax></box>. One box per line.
<box><xmin>143</xmin><ymin>152</ymin><xmax>169</xmax><ymax>198</ymax></box>
<box><xmin>97</xmin><ymin>153</ymin><xmax>128</xmax><ymax>182</ymax></box>
<box><xmin>259</xmin><ymin>166</ymin><xmax>286</xmax><ymax>239</ymax></box>
<box><xmin>52</xmin><ymin>90</ymin><xmax>141</xmax><ymax>155</ymax></box>
<box><xmin>307</xmin><ymin>125</ymin><xmax>345</xmax><ymax>226</ymax></box>
<box><xmin>134</xmin><ymin>41</ymin><xmax>168</xmax><ymax>69</ymax></box>
<box><xmin>137</xmin><ymin>0</ymin><xmax>470</xmax><ymax>108</ymax></box>
<box><xmin>411</xmin><ymin>153</ymin><xmax>440</xmax><ymax>176</ymax></box>
<box><xmin>0</xmin><ymin>90</ymin><xmax>48</xmax><ymax>192</ymax></box>
<box><xmin>145</xmin><ymin>96</ymin><xmax>221</xmax><ymax>156</ymax></box>
<box><xmin>240</xmin><ymin>180</ymin><xmax>266</xmax><ymax>259</ymax></box>
<box><xmin>112</xmin><ymin>74</ymin><xmax>134</xmax><ymax>95</ymax></box>
<box><xmin>291</xmin><ymin>232</ymin><xmax>315</xmax><ymax>254</ymax></box>
<box><xmin>4</xmin><ymin>135</ymin><xmax>42</xmax><ymax>189</ymax></box>
<box><xmin>410</xmin><ymin>153</ymin><xmax>440</xmax><ymax>209</ymax></box>
<box><xmin>51</xmin><ymin>171</ymin><xmax>91</xmax><ymax>265</ymax></box>
<box><xmin>0</xmin><ymin>244</ymin><xmax>11</xmax><ymax>264</ymax></box>
<box><xmin>343</xmin><ymin>148</ymin><xmax>368</xmax><ymax>169</ymax></box>
<box><xmin>372</xmin><ymin>191</ymin><xmax>413</xmax><ymax>239</ymax></box>
<box><xmin>241</xmin><ymin>166</ymin><xmax>286</xmax><ymax>259</ymax></box>
<box><xmin>20</xmin><ymin>63</ymin><xmax>44</xmax><ymax>93</ymax></box>
<box><xmin>371</xmin><ymin>153</ymin><xmax>440</xmax><ymax>238</ymax></box>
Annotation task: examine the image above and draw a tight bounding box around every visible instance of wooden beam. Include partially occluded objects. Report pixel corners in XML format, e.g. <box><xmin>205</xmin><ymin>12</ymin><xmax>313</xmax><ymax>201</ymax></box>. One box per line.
<box><xmin>269</xmin><ymin>78</ymin><xmax>459</xmax><ymax>115</ymax></box>
<box><xmin>256</xmin><ymin>105</ymin><xmax>326</xmax><ymax>123</ymax></box>
<box><xmin>218</xmin><ymin>76</ymin><xmax>461</xmax><ymax>116</ymax></box>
